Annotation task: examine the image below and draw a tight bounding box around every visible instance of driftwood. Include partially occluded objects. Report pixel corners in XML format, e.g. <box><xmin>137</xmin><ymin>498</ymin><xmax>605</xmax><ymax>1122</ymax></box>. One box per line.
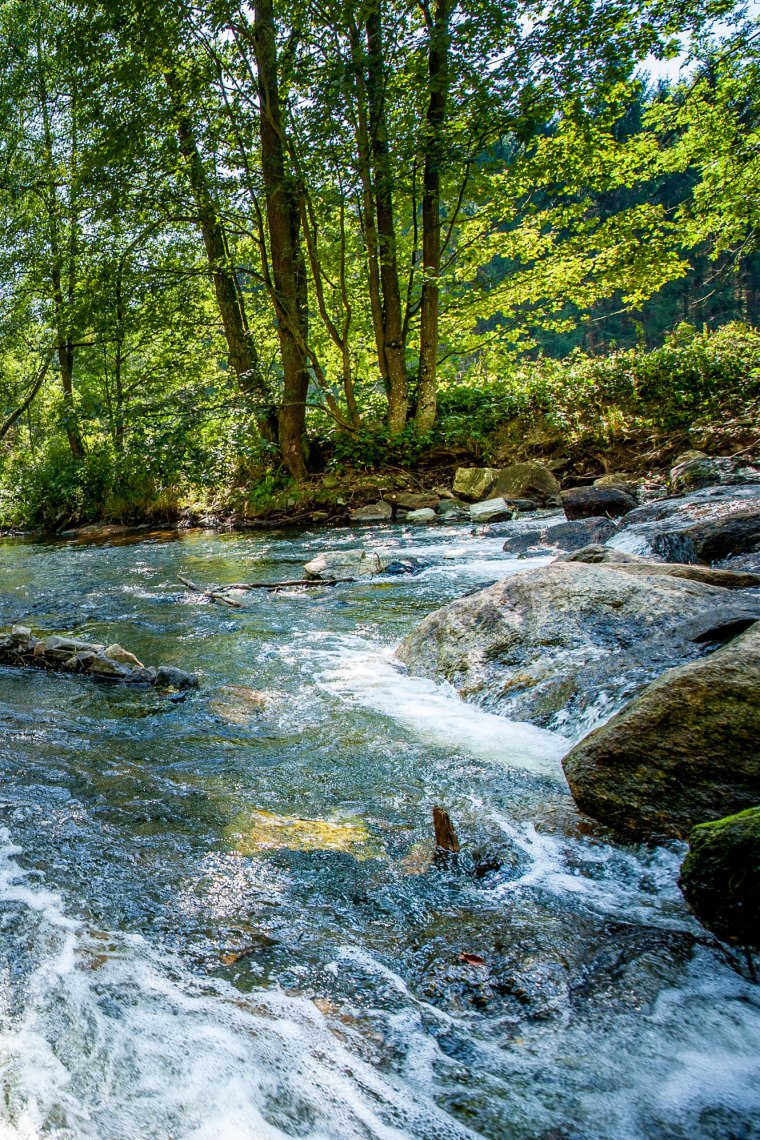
<box><xmin>433</xmin><ymin>806</ymin><xmax>460</xmax><ymax>867</ymax></box>
<box><xmin>224</xmin><ymin>578</ymin><xmax>345</xmax><ymax>590</ymax></box>
<box><xmin>177</xmin><ymin>575</ymin><xmax>345</xmax><ymax>604</ymax></box>
<box><xmin>177</xmin><ymin>575</ymin><xmax>245</xmax><ymax>607</ymax></box>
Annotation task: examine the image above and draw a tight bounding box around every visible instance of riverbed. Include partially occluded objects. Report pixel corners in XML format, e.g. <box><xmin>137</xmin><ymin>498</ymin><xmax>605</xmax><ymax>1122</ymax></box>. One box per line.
<box><xmin>0</xmin><ymin>519</ymin><xmax>758</xmax><ymax>1139</ymax></box>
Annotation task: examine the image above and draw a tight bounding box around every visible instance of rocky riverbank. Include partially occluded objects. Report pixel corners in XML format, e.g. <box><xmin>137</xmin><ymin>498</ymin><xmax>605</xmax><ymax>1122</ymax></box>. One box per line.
<box><xmin>395</xmin><ymin>456</ymin><xmax>760</xmax><ymax>949</ymax></box>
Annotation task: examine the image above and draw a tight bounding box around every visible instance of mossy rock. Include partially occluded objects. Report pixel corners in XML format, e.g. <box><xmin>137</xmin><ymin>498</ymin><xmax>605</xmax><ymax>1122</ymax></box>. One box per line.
<box><xmin>680</xmin><ymin>807</ymin><xmax>760</xmax><ymax>948</ymax></box>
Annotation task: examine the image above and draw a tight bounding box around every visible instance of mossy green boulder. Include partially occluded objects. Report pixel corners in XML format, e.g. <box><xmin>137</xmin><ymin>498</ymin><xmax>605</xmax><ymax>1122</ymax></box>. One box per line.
<box><xmin>562</xmin><ymin>622</ymin><xmax>760</xmax><ymax>838</ymax></box>
<box><xmin>680</xmin><ymin>807</ymin><xmax>760</xmax><ymax>948</ymax></box>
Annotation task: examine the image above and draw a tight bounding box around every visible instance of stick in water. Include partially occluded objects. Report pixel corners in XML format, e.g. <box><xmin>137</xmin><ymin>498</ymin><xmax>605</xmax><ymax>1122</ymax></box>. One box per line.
<box><xmin>433</xmin><ymin>805</ymin><xmax>460</xmax><ymax>866</ymax></box>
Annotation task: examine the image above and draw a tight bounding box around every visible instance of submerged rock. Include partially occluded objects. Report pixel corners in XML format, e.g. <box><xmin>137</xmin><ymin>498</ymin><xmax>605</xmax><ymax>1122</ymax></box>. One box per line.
<box><xmin>562</xmin><ymin>624</ymin><xmax>760</xmax><ymax>838</ymax></box>
<box><xmin>561</xmin><ymin>485</ymin><xmax>637</xmax><ymax>521</ymax></box>
<box><xmin>396</xmin><ymin>562</ymin><xmax>758</xmax><ymax>733</ymax></box>
<box><xmin>304</xmin><ymin>549</ymin><xmax>385</xmax><ymax>580</ymax></box>
<box><xmin>680</xmin><ymin>807</ymin><xmax>760</xmax><ymax>948</ymax></box>
<box><xmin>613</xmin><ymin>484</ymin><xmax>760</xmax><ymax>561</ymax></box>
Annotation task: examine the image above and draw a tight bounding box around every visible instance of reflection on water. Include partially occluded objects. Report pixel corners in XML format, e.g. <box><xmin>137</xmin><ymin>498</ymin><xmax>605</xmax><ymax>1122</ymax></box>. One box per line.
<box><xmin>0</xmin><ymin>520</ymin><xmax>758</xmax><ymax>1139</ymax></box>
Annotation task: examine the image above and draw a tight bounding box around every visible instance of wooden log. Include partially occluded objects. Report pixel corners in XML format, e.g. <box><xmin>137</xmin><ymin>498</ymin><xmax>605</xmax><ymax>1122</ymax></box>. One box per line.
<box><xmin>177</xmin><ymin>575</ymin><xmax>244</xmax><ymax>608</ymax></box>
<box><xmin>433</xmin><ymin>805</ymin><xmax>460</xmax><ymax>867</ymax></box>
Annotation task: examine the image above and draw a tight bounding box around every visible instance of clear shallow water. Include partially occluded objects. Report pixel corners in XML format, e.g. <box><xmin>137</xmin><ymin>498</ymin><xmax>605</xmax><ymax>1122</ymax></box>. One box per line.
<box><xmin>0</xmin><ymin>521</ymin><xmax>758</xmax><ymax>1140</ymax></box>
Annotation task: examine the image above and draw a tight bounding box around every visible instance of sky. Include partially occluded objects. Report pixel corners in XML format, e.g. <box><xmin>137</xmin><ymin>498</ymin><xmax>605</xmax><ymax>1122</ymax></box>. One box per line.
<box><xmin>645</xmin><ymin>0</ymin><xmax>760</xmax><ymax>83</ymax></box>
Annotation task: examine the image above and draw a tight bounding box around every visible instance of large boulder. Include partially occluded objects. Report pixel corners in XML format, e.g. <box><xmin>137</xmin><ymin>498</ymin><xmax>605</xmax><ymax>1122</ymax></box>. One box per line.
<box><xmin>680</xmin><ymin>807</ymin><xmax>760</xmax><ymax>948</ymax></box>
<box><xmin>612</xmin><ymin>484</ymin><xmax>760</xmax><ymax>561</ymax></box>
<box><xmin>562</xmin><ymin>624</ymin><xmax>760</xmax><ymax>838</ymax></box>
<box><xmin>650</xmin><ymin>505</ymin><xmax>760</xmax><ymax>565</ymax></box>
<box><xmin>562</xmin><ymin>485</ymin><xmax>637</xmax><ymax>520</ymax></box>
<box><xmin>492</xmin><ymin>462</ymin><xmax>561</xmax><ymax>507</ymax></box>
<box><xmin>304</xmin><ymin>549</ymin><xmax>385</xmax><ymax>579</ymax></box>
<box><xmin>452</xmin><ymin>467</ymin><xmax>499</xmax><ymax>502</ymax></box>
<box><xmin>396</xmin><ymin>562</ymin><xmax>758</xmax><ymax>734</ymax></box>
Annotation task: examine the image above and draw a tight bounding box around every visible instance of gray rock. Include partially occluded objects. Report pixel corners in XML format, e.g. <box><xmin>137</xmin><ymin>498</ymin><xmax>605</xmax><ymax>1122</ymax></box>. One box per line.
<box><xmin>593</xmin><ymin>473</ymin><xmax>637</xmax><ymax>494</ymax></box>
<box><xmin>612</xmin><ymin>484</ymin><xmax>760</xmax><ymax>559</ymax></box>
<box><xmin>405</xmin><ymin>508</ymin><xmax>438</xmax><ymax>524</ymax></box>
<box><xmin>470</xmin><ymin>497</ymin><xmax>513</xmax><ymax>523</ymax></box>
<box><xmin>452</xmin><ymin>467</ymin><xmax>499</xmax><ymax>502</ymax></box>
<box><xmin>557</xmin><ymin>545</ymin><xmax>644</xmax><ymax>565</ymax></box>
<box><xmin>396</xmin><ymin>562</ymin><xmax>755</xmax><ymax>734</ymax></box>
<box><xmin>562</xmin><ymin>624</ymin><xmax>760</xmax><ymax>839</ymax></box>
<box><xmin>493</xmin><ymin>462</ymin><xmax>561</xmax><ymax>507</ymax></box>
<box><xmin>391</xmin><ymin>492</ymin><xmax>440</xmax><ymax>511</ymax></box>
<box><xmin>383</xmin><ymin>558</ymin><xmax>428</xmax><ymax>576</ymax></box>
<box><xmin>650</xmin><ymin>505</ymin><xmax>760</xmax><ymax>565</ymax></box>
<box><xmin>154</xmin><ymin>665</ymin><xmax>199</xmax><ymax>690</ymax></box>
<box><xmin>562</xmin><ymin>485</ymin><xmax>637</xmax><ymax>520</ymax></box>
<box><xmin>304</xmin><ymin>549</ymin><xmax>385</xmax><ymax>580</ymax></box>
<box><xmin>503</xmin><ymin>517</ymin><xmax>617</xmax><ymax>556</ymax></box>
<box><xmin>436</xmin><ymin>498</ymin><xmax>468</xmax><ymax>518</ymax></box>
<box><xmin>717</xmin><ymin>551</ymin><xmax>760</xmax><ymax>574</ymax></box>
<box><xmin>89</xmin><ymin>654</ymin><xmax>132</xmax><ymax>679</ymax></box>
<box><xmin>349</xmin><ymin>501</ymin><xmax>392</xmax><ymax>523</ymax></box>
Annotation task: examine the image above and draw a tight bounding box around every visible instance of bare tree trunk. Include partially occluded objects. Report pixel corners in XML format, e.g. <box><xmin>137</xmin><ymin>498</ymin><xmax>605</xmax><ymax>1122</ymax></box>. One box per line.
<box><xmin>253</xmin><ymin>0</ymin><xmax>310</xmax><ymax>482</ymax></box>
<box><xmin>365</xmin><ymin>0</ymin><xmax>408</xmax><ymax>434</ymax></box>
<box><xmin>165</xmin><ymin>72</ymin><xmax>278</xmax><ymax>443</ymax></box>
<box><xmin>416</xmin><ymin>0</ymin><xmax>452</xmax><ymax>434</ymax></box>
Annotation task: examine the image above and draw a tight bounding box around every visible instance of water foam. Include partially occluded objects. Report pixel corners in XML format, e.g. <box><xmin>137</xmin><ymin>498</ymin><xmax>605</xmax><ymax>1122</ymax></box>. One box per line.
<box><xmin>302</xmin><ymin>634</ymin><xmax>568</xmax><ymax>778</ymax></box>
<box><xmin>0</xmin><ymin>832</ymin><xmax>480</xmax><ymax>1140</ymax></box>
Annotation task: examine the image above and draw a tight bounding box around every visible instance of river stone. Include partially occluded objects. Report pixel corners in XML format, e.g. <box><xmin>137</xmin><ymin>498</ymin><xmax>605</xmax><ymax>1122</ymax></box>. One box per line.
<box><xmin>613</xmin><ymin>484</ymin><xmax>760</xmax><ymax>560</ymax></box>
<box><xmin>650</xmin><ymin>505</ymin><xmax>760</xmax><ymax>565</ymax></box>
<box><xmin>594</xmin><ymin>473</ymin><xmax>637</xmax><ymax>494</ymax></box>
<box><xmin>557</xmin><ymin>545</ymin><xmax>645</xmax><ymax>565</ymax></box>
<box><xmin>349</xmin><ymin>501</ymin><xmax>392</xmax><ymax>523</ymax></box>
<box><xmin>453</xmin><ymin>467</ymin><xmax>499</xmax><ymax>502</ymax></box>
<box><xmin>437</xmin><ymin>498</ymin><xmax>467</xmax><ymax>518</ymax></box>
<box><xmin>154</xmin><ymin>665</ymin><xmax>199</xmax><ymax>690</ymax></box>
<box><xmin>680</xmin><ymin>807</ymin><xmax>760</xmax><ymax>948</ymax></box>
<box><xmin>396</xmin><ymin>562</ymin><xmax>755</xmax><ymax>733</ymax></box>
<box><xmin>492</xmin><ymin>462</ymin><xmax>561</xmax><ymax>507</ymax></box>
<box><xmin>670</xmin><ymin>455</ymin><xmax>720</xmax><ymax>493</ymax></box>
<box><xmin>89</xmin><ymin>654</ymin><xmax>132</xmax><ymax>679</ymax></box>
<box><xmin>470</xmin><ymin>497</ymin><xmax>512</xmax><ymax>523</ymax></box>
<box><xmin>405</xmin><ymin>508</ymin><xmax>438</xmax><ymax>524</ymax></box>
<box><xmin>304</xmin><ymin>549</ymin><xmax>385</xmax><ymax>580</ymax></box>
<box><xmin>562</xmin><ymin>485</ymin><xmax>637</xmax><ymax>521</ymax></box>
<box><xmin>503</xmin><ymin>517</ymin><xmax>617</xmax><ymax>556</ymax></box>
<box><xmin>562</xmin><ymin>623</ymin><xmax>760</xmax><ymax>838</ymax></box>
<box><xmin>392</xmin><ymin>492</ymin><xmax>440</xmax><ymax>511</ymax></box>
<box><xmin>104</xmin><ymin>643</ymin><xmax>144</xmax><ymax>668</ymax></box>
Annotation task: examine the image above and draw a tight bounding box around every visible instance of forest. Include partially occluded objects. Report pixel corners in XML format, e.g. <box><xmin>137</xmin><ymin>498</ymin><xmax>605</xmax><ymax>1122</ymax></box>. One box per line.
<box><xmin>0</xmin><ymin>0</ymin><xmax>758</xmax><ymax>525</ymax></box>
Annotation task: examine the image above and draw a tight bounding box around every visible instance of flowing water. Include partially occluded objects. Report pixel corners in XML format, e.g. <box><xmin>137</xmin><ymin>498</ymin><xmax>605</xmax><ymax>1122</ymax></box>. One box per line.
<box><xmin>0</xmin><ymin>520</ymin><xmax>758</xmax><ymax>1140</ymax></box>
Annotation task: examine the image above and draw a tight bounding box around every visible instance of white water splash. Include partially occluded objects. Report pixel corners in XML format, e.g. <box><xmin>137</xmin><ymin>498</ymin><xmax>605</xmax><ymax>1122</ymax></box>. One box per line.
<box><xmin>0</xmin><ymin>832</ymin><xmax>480</xmax><ymax>1140</ymax></box>
<box><xmin>302</xmin><ymin>634</ymin><xmax>568</xmax><ymax>779</ymax></box>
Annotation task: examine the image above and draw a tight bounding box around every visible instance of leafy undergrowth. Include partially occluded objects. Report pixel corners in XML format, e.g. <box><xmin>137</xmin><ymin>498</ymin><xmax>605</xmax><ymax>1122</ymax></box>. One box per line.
<box><xmin>1</xmin><ymin>322</ymin><xmax>758</xmax><ymax>530</ymax></box>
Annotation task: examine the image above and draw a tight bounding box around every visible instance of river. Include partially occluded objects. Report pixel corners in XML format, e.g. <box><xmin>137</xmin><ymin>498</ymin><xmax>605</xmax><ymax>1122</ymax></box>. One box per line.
<box><xmin>0</xmin><ymin>519</ymin><xmax>758</xmax><ymax>1139</ymax></box>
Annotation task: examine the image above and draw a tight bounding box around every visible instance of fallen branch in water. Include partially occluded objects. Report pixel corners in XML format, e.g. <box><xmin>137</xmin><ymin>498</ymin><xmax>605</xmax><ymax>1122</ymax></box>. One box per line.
<box><xmin>177</xmin><ymin>575</ymin><xmax>245</xmax><ymax>607</ymax></box>
<box><xmin>224</xmin><ymin>578</ymin><xmax>346</xmax><ymax>590</ymax></box>
<box><xmin>433</xmin><ymin>805</ymin><xmax>460</xmax><ymax>868</ymax></box>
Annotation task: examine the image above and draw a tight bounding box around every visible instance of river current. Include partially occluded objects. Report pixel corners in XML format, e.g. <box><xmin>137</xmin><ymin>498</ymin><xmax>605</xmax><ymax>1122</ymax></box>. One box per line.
<box><xmin>0</xmin><ymin>519</ymin><xmax>758</xmax><ymax>1139</ymax></box>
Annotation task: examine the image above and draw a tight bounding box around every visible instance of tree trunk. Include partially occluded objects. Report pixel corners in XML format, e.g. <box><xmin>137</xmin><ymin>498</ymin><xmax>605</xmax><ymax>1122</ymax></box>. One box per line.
<box><xmin>253</xmin><ymin>0</ymin><xmax>310</xmax><ymax>481</ymax></box>
<box><xmin>416</xmin><ymin>0</ymin><xmax>451</xmax><ymax>434</ymax></box>
<box><xmin>365</xmin><ymin>0</ymin><xmax>408</xmax><ymax>434</ymax></box>
<box><xmin>165</xmin><ymin>72</ymin><xmax>278</xmax><ymax>444</ymax></box>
